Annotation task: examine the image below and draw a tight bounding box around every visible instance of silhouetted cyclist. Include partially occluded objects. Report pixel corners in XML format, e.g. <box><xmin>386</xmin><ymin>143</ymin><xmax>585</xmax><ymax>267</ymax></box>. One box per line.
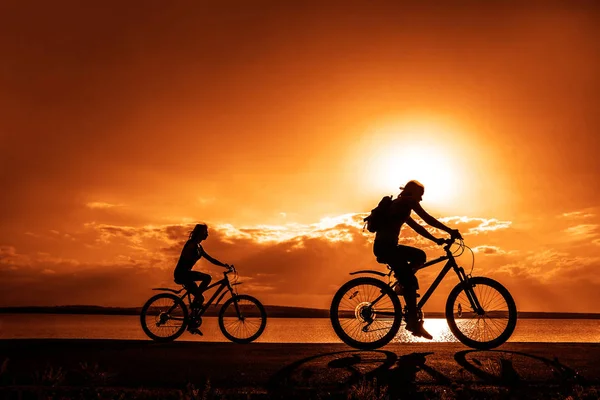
<box><xmin>373</xmin><ymin>180</ymin><xmax>462</xmax><ymax>340</ymax></box>
<box><xmin>174</xmin><ymin>223</ymin><xmax>230</xmax><ymax>334</ymax></box>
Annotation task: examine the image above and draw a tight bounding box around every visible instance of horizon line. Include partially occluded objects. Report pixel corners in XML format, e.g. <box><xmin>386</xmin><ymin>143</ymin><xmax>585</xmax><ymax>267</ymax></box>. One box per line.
<box><xmin>1</xmin><ymin>305</ymin><xmax>599</xmax><ymax>315</ymax></box>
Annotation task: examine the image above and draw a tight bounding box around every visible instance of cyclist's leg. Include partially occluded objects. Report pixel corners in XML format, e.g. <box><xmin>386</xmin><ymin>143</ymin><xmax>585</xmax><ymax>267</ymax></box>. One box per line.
<box><xmin>388</xmin><ymin>246</ymin><xmax>422</xmax><ymax>291</ymax></box>
<box><xmin>373</xmin><ymin>240</ymin><xmax>395</xmax><ymax>265</ymax></box>
<box><xmin>174</xmin><ymin>270</ymin><xmax>203</xmax><ymax>305</ymax></box>
<box><xmin>397</xmin><ymin>244</ymin><xmax>426</xmax><ymax>272</ymax></box>
<box><xmin>188</xmin><ymin>271</ymin><xmax>211</xmax><ymax>306</ymax></box>
<box><xmin>394</xmin><ymin>245</ymin><xmax>426</xmax><ymax>290</ymax></box>
<box><xmin>392</xmin><ymin>246</ymin><xmax>432</xmax><ymax>339</ymax></box>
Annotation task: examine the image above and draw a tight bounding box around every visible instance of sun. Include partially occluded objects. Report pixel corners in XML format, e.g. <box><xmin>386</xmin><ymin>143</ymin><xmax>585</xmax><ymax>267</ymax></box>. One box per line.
<box><xmin>362</xmin><ymin>138</ymin><xmax>464</xmax><ymax>209</ymax></box>
<box><xmin>349</xmin><ymin>116</ymin><xmax>501</xmax><ymax>216</ymax></box>
<box><xmin>381</xmin><ymin>143</ymin><xmax>459</xmax><ymax>205</ymax></box>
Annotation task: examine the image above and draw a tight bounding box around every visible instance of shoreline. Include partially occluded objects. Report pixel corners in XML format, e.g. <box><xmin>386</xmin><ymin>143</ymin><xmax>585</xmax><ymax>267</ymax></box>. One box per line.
<box><xmin>2</xmin><ymin>308</ymin><xmax>600</xmax><ymax>319</ymax></box>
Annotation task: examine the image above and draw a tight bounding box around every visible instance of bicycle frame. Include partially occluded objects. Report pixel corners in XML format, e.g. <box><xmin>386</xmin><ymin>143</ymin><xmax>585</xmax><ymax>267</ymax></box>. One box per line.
<box><xmin>189</xmin><ymin>274</ymin><xmax>243</xmax><ymax>317</ymax></box>
<box><xmin>354</xmin><ymin>243</ymin><xmax>485</xmax><ymax>316</ymax></box>
<box><xmin>160</xmin><ymin>270</ymin><xmax>242</xmax><ymax>318</ymax></box>
<box><xmin>416</xmin><ymin>253</ymin><xmax>484</xmax><ymax>314</ymax></box>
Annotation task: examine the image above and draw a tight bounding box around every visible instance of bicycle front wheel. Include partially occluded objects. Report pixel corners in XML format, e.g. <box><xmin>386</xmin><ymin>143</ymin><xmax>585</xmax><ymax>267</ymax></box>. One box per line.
<box><xmin>330</xmin><ymin>277</ymin><xmax>402</xmax><ymax>350</ymax></box>
<box><xmin>446</xmin><ymin>276</ymin><xmax>517</xmax><ymax>349</ymax></box>
<box><xmin>140</xmin><ymin>293</ymin><xmax>188</xmax><ymax>342</ymax></box>
<box><xmin>218</xmin><ymin>294</ymin><xmax>267</xmax><ymax>343</ymax></box>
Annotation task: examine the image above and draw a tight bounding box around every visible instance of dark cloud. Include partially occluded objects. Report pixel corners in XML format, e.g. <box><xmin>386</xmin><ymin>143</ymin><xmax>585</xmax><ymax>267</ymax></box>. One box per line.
<box><xmin>0</xmin><ymin>263</ymin><xmax>173</xmax><ymax>307</ymax></box>
<box><xmin>2</xmin><ymin>213</ymin><xmax>600</xmax><ymax>312</ymax></box>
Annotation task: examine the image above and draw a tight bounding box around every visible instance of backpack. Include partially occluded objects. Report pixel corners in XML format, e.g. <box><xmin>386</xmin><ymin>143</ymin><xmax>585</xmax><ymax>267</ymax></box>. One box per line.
<box><xmin>363</xmin><ymin>195</ymin><xmax>393</xmax><ymax>233</ymax></box>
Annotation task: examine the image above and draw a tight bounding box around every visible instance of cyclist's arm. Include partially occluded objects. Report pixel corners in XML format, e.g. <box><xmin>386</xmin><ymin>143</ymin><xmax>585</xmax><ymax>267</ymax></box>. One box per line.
<box><xmin>413</xmin><ymin>203</ymin><xmax>454</xmax><ymax>234</ymax></box>
<box><xmin>406</xmin><ymin>217</ymin><xmax>439</xmax><ymax>243</ymax></box>
<box><xmin>203</xmin><ymin>252</ymin><xmax>228</xmax><ymax>268</ymax></box>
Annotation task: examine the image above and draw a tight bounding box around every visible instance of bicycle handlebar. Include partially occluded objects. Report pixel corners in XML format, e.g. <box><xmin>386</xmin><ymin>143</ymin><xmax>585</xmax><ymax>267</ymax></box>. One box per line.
<box><xmin>442</xmin><ymin>238</ymin><xmax>454</xmax><ymax>253</ymax></box>
<box><xmin>441</xmin><ymin>236</ymin><xmax>465</xmax><ymax>254</ymax></box>
<box><xmin>224</xmin><ymin>264</ymin><xmax>236</xmax><ymax>274</ymax></box>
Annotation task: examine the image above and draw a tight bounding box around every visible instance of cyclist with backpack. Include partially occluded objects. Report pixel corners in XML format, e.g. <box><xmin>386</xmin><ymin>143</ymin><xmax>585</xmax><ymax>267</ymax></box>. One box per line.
<box><xmin>365</xmin><ymin>180</ymin><xmax>462</xmax><ymax>339</ymax></box>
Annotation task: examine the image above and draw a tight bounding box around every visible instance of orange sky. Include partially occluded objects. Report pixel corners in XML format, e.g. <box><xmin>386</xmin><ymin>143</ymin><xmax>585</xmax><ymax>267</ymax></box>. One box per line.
<box><xmin>1</xmin><ymin>1</ymin><xmax>599</xmax><ymax>313</ymax></box>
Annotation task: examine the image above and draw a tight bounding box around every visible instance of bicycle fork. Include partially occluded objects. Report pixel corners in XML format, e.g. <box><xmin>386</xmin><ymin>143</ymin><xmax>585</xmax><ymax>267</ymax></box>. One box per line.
<box><xmin>456</xmin><ymin>267</ymin><xmax>485</xmax><ymax>315</ymax></box>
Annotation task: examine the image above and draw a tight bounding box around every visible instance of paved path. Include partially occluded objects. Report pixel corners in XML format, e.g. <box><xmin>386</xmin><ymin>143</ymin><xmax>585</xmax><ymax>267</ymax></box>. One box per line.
<box><xmin>1</xmin><ymin>340</ymin><xmax>598</xmax><ymax>397</ymax></box>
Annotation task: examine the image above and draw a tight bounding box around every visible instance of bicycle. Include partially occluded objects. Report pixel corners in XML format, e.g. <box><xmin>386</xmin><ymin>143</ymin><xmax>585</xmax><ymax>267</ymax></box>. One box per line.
<box><xmin>330</xmin><ymin>238</ymin><xmax>517</xmax><ymax>350</ymax></box>
<box><xmin>140</xmin><ymin>265</ymin><xmax>267</xmax><ymax>343</ymax></box>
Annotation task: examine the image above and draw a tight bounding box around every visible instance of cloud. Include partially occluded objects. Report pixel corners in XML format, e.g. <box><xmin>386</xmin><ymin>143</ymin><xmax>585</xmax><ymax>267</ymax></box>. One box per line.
<box><xmin>1</xmin><ymin>247</ymin><xmax>81</xmax><ymax>272</ymax></box>
<box><xmin>3</xmin><ymin>212</ymin><xmax>600</xmax><ymax>312</ymax></box>
<box><xmin>0</xmin><ymin>263</ymin><xmax>174</xmax><ymax>307</ymax></box>
<box><xmin>197</xmin><ymin>197</ymin><xmax>216</xmax><ymax>205</ymax></box>
<box><xmin>0</xmin><ymin>246</ymin><xmax>17</xmax><ymax>257</ymax></box>
<box><xmin>216</xmin><ymin>213</ymin><xmax>365</xmax><ymax>244</ymax></box>
<box><xmin>0</xmin><ymin>246</ymin><xmax>31</xmax><ymax>268</ymax></box>
<box><xmin>0</xmin><ymin>216</ymin><xmax>373</xmax><ymax>308</ymax></box>
<box><xmin>472</xmin><ymin>245</ymin><xmax>506</xmax><ymax>255</ymax></box>
<box><xmin>439</xmin><ymin>216</ymin><xmax>512</xmax><ymax>234</ymax></box>
<box><xmin>3</xmin><ymin>213</ymin><xmax>516</xmax><ymax>309</ymax></box>
<box><xmin>85</xmin><ymin>223</ymin><xmax>182</xmax><ymax>252</ymax></box>
<box><xmin>563</xmin><ymin>224</ymin><xmax>599</xmax><ymax>241</ymax></box>
<box><xmin>496</xmin><ymin>248</ymin><xmax>600</xmax><ymax>283</ymax></box>
<box><xmin>560</xmin><ymin>210</ymin><xmax>596</xmax><ymax>219</ymax></box>
<box><xmin>86</xmin><ymin>202</ymin><xmax>123</xmax><ymax>209</ymax></box>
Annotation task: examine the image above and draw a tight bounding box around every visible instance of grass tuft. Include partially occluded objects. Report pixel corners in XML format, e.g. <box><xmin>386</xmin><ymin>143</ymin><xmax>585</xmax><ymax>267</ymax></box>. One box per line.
<box><xmin>347</xmin><ymin>377</ymin><xmax>388</xmax><ymax>400</ymax></box>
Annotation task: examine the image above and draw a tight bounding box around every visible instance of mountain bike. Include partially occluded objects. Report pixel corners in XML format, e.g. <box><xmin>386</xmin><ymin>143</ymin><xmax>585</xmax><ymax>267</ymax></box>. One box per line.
<box><xmin>330</xmin><ymin>238</ymin><xmax>517</xmax><ymax>350</ymax></box>
<box><xmin>140</xmin><ymin>265</ymin><xmax>267</xmax><ymax>343</ymax></box>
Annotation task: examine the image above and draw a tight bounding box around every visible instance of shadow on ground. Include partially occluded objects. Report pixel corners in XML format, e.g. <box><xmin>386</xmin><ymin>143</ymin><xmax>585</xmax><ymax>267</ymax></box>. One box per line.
<box><xmin>268</xmin><ymin>349</ymin><xmax>591</xmax><ymax>399</ymax></box>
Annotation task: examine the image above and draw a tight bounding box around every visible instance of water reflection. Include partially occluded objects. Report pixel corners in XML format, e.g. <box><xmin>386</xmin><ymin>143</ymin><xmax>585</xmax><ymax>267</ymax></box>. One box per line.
<box><xmin>392</xmin><ymin>319</ymin><xmax>459</xmax><ymax>343</ymax></box>
<box><xmin>1</xmin><ymin>314</ymin><xmax>599</xmax><ymax>343</ymax></box>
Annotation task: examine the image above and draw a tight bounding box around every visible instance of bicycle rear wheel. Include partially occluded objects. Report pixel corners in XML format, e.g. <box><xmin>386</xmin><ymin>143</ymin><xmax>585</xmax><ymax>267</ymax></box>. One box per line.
<box><xmin>218</xmin><ymin>294</ymin><xmax>267</xmax><ymax>343</ymax></box>
<box><xmin>445</xmin><ymin>276</ymin><xmax>517</xmax><ymax>349</ymax></box>
<box><xmin>140</xmin><ymin>293</ymin><xmax>188</xmax><ymax>342</ymax></box>
<box><xmin>330</xmin><ymin>277</ymin><xmax>402</xmax><ymax>350</ymax></box>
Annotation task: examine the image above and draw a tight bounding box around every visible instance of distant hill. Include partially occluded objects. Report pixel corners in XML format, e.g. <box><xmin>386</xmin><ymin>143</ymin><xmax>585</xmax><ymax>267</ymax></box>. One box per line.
<box><xmin>0</xmin><ymin>305</ymin><xmax>599</xmax><ymax>319</ymax></box>
<box><xmin>0</xmin><ymin>305</ymin><xmax>329</xmax><ymax>318</ymax></box>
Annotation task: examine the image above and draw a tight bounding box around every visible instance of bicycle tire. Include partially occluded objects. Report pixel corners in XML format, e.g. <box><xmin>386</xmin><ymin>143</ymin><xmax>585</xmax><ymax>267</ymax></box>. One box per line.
<box><xmin>445</xmin><ymin>276</ymin><xmax>517</xmax><ymax>349</ymax></box>
<box><xmin>218</xmin><ymin>294</ymin><xmax>267</xmax><ymax>344</ymax></box>
<box><xmin>330</xmin><ymin>277</ymin><xmax>402</xmax><ymax>350</ymax></box>
<box><xmin>140</xmin><ymin>293</ymin><xmax>189</xmax><ymax>342</ymax></box>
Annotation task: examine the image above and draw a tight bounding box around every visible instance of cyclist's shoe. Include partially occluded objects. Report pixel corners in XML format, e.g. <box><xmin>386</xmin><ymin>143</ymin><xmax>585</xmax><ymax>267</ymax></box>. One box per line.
<box><xmin>406</xmin><ymin>320</ymin><xmax>433</xmax><ymax>340</ymax></box>
<box><xmin>188</xmin><ymin>327</ymin><xmax>203</xmax><ymax>336</ymax></box>
<box><xmin>187</xmin><ymin>316</ymin><xmax>203</xmax><ymax>335</ymax></box>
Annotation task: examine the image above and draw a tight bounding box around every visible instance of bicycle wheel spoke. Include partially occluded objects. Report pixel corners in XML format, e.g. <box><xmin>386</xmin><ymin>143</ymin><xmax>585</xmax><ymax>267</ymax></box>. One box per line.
<box><xmin>447</xmin><ymin>278</ymin><xmax>516</xmax><ymax>348</ymax></box>
<box><xmin>332</xmin><ymin>278</ymin><xmax>401</xmax><ymax>347</ymax></box>
<box><xmin>219</xmin><ymin>296</ymin><xmax>266</xmax><ymax>342</ymax></box>
<box><xmin>141</xmin><ymin>294</ymin><xmax>187</xmax><ymax>341</ymax></box>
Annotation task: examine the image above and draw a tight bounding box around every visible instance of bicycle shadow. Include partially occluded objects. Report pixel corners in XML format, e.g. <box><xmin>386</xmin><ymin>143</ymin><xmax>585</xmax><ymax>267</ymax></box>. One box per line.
<box><xmin>453</xmin><ymin>349</ymin><xmax>587</xmax><ymax>387</ymax></box>
<box><xmin>267</xmin><ymin>350</ymin><xmax>450</xmax><ymax>399</ymax></box>
<box><xmin>267</xmin><ymin>348</ymin><xmax>589</xmax><ymax>399</ymax></box>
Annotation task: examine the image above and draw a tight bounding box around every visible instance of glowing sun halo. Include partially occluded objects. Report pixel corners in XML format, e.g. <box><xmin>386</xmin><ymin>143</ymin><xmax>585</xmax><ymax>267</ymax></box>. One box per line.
<box><xmin>370</xmin><ymin>143</ymin><xmax>461</xmax><ymax>207</ymax></box>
